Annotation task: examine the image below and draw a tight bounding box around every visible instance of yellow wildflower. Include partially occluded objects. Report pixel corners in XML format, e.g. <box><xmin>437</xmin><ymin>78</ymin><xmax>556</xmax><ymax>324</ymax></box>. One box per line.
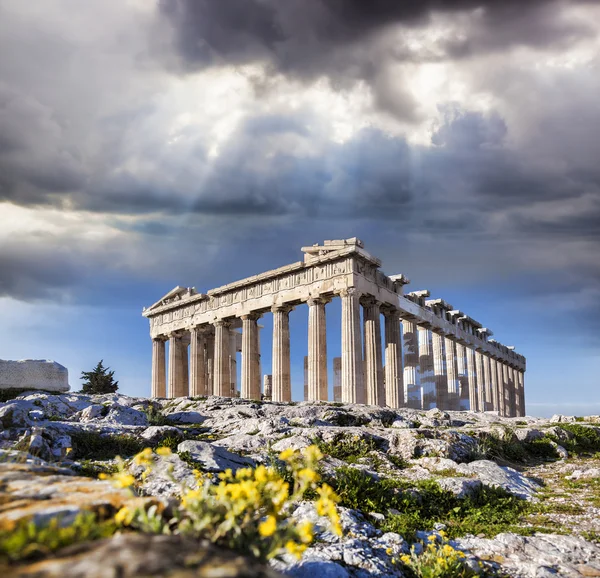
<box><xmin>258</xmin><ymin>515</ymin><xmax>277</xmax><ymax>537</ymax></box>
<box><xmin>297</xmin><ymin>468</ymin><xmax>319</xmax><ymax>484</ymax></box>
<box><xmin>427</xmin><ymin>534</ymin><xmax>437</xmax><ymax>542</ymax></box>
<box><xmin>279</xmin><ymin>448</ymin><xmax>295</xmax><ymax>461</ymax></box>
<box><xmin>298</xmin><ymin>521</ymin><xmax>314</xmax><ymax>544</ymax></box>
<box><xmin>442</xmin><ymin>544</ymin><xmax>455</xmax><ymax>556</ymax></box>
<box><xmin>304</xmin><ymin>445</ymin><xmax>323</xmax><ymax>463</ymax></box>
<box><xmin>114</xmin><ymin>506</ymin><xmax>133</xmax><ymax>525</ymax></box>
<box><xmin>133</xmin><ymin>447</ymin><xmax>153</xmax><ymax>465</ymax></box>
<box><xmin>400</xmin><ymin>555</ymin><xmax>411</xmax><ymax>564</ymax></box>
<box><xmin>285</xmin><ymin>540</ymin><xmax>307</xmax><ymax>559</ymax></box>
<box><xmin>155</xmin><ymin>446</ymin><xmax>172</xmax><ymax>456</ymax></box>
<box><xmin>254</xmin><ymin>465</ymin><xmax>268</xmax><ymax>483</ymax></box>
<box><xmin>112</xmin><ymin>472</ymin><xmax>135</xmax><ymax>488</ymax></box>
<box><xmin>181</xmin><ymin>489</ymin><xmax>202</xmax><ymax>508</ymax></box>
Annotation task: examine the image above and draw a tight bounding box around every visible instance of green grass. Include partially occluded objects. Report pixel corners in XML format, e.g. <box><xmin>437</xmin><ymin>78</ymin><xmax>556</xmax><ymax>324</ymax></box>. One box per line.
<box><xmin>143</xmin><ymin>405</ymin><xmax>170</xmax><ymax>426</ymax></box>
<box><xmin>547</xmin><ymin>424</ymin><xmax>600</xmax><ymax>455</ymax></box>
<box><xmin>69</xmin><ymin>431</ymin><xmax>146</xmax><ymax>461</ymax></box>
<box><xmin>0</xmin><ymin>513</ymin><xmax>116</xmax><ymax>563</ymax></box>
<box><xmin>328</xmin><ymin>466</ymin><xmax>531</xmax><ymax>541</ymax></box>
<box><xmin>73</xmin><ymin>460</ymin><xmax>120</xmax><ymax>479</ymax></box>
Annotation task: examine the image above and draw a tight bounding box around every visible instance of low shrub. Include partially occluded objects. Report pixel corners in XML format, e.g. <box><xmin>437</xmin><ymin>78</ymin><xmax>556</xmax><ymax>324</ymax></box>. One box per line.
<box><xmin>70</xmin><ymin>431</ymin><xmax>146</xmax><ymax>461</ymax></box>
<box><xmin>330</xmin><ymin>466</ymin><xmax>529</xmax><ymax>541</ymax></box>
<box><xmin>548</xmin><ymin>424</ymin><xmax>600</xmax><ymax>455</ymax></box>
<box><xmin>314</xmin><ymin>433</ymin><xmax>379</xmax><ymax>463</ymax></box>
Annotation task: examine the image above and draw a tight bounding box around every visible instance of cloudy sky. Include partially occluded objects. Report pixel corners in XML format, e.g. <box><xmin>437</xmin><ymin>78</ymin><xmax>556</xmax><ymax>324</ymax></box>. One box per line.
<box><xmin>1</xmin><ymin>0</ymin><xmax>599</xmax><ymax>416</ymax></box>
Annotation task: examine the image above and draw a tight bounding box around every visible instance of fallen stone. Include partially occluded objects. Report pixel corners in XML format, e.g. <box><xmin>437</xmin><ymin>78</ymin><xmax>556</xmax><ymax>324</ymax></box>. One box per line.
<box><xmin>177</xmin><ymin>440</ymin><xmax>255</xmax><ymax>473</ymax></box>
<box><xmin>140</xmin><ymin>425</ymin><xmax>183</xmax><ymax>444</ymax></box>
<box><xmin>437</xmin><ymin>477</ymin><xmax>483</xmax><ymax>498</ymax></box>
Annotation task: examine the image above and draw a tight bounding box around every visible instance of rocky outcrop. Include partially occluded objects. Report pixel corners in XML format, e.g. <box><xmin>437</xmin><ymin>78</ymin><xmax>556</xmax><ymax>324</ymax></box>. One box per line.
<box><xmin>3</xmin><ymin>392</ymin><xmax>600</xmax><ymax>577</ymax></box>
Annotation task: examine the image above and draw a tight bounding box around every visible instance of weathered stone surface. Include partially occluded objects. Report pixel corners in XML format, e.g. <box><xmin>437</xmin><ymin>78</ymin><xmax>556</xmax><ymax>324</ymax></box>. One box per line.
<box><xmin>0</xmin><ymin>460</ymin><xmax>151</xmax><ymax>530</ymax></box>
<box><xmin>0</xmin><ymin>359</ymin><xmax>69</xmax><ymax>393</ymax></box>
<box><xmin>456</xmin><ymin>460</ymin><xmax>542</xmax><ymax>500</ymax></box>
<box><xmin>456</xmin><ymin>533</ymin><xmax>600</xmax><ymax>578</ymax></box>
<box><xmin>177</xmin><ymin>440</ymin><xmax>255</xmax><ymax>473</ymax></box>
<box><xmin>140</xmin><ymin>425</ymin><xmax>183</xmax><ymax>444</ymax></box>
<box><xmin>4</xmin><ymin>533</ymin><xmax>285</xmax><ymax>578</ymax></box>
<box><xmin>165</xmin><ymin>410</ymin><xmax>206</xmax><ymax>424</ymax></box>
<box><xmin>437</xmin><ymin>477</ymin><xmax>483</xmax><ymax>498</ymax></box>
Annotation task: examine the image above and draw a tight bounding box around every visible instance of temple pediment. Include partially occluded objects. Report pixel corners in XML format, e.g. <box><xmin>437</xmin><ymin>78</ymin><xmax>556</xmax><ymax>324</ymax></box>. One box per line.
<box><xmin>144</xmin><ymin>286</ymin><xmax>198</xmax><ymax>313</ymax></box>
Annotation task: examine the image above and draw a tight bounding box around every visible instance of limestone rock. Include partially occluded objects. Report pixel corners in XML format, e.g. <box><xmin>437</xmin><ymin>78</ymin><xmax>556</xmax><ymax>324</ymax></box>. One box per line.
<box><xmin>4</xmin><ymin>533</ymin><xmax>285</xmax><ymax>578</ymax></box>
<box><xmin>177</xmin><ymin>440</ymin><xmax>255</xmax><ymax>473</ymax></box>
<box><xmin>437</xmin><ymin>477</ymin><xmax>483</xmax><ymax>498</ymax></box>
<box><xmin>165</xmin><ymin>410</ymin><xmax>206</xmax><ymax>424</ymax></box>
<box><xmin>456</xmin><ymin>460</ymin><xmax>542</xmax><ymax>500</ymax></box>
<box><xmin>0</xmin><ymin>359</ymin><xmax>69</xmax><ymax>393</ymax></box>
<box><xmin>140</xmin><ymin>425</ymin><xmax>183</xmax><ymax>444</ymax></box>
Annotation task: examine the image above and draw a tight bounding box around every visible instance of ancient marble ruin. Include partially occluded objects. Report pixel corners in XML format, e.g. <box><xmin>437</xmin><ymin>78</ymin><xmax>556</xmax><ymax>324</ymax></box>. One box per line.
<box><xmin>143</xmin><ymin>239</ymin><xmax>526</xmax><ymax>416</ymax></box>
<box><xmin>0</xmin><ymin>359</ymin><xmax>70</xmax><ymax>393</ymax></box>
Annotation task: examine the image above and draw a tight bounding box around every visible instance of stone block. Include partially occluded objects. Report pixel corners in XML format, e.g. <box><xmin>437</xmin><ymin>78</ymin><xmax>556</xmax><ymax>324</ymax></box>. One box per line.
<box><xmin>0</xmin><ymin>359</ymin><xmax>69</xmax><ymax>393</ymax></box>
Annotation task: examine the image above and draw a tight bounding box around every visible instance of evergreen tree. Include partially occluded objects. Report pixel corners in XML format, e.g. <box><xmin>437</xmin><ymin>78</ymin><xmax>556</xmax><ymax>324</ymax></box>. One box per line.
<box><xmin>80</xmin><ymin>360</ymin><xmax>119</xmax><ymax>394</ymax></box>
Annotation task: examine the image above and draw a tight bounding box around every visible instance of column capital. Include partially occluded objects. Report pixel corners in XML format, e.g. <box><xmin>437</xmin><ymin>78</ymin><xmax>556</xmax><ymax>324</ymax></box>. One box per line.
<box><xmin>337</xmin><ymin>287</ymin><xmax>361</xmax><ymax>299</ymax></box>
<box><xmin>167</xmin><ymin>331</ymin><xmax>184</xmax><ymax>339</ymax></box>
<box><xmin>213</xmin><ymin>319</ymin><xmax>231</xmax><ymax>328</ymax></box>
<box><xmin>307</xmin><ymin>295</ymin><xmax>332</xmax><ymax>307</ymax></box>
<box><xmin>240</xmin><ymin>312</ymin><xmax>262</xmax><ymax>322</ymax></box>
<box><xmin>152</xmin><ymin>335</ymin><xmax>168</xmax><ymax>342</ymax></box>
<box><xmin>381</xmin><ymin>306</ymin><xmax>400</xmax><ymax>319</ymax></box>
<box><xmin>360</xmin><ymin>295</ymin><xmax>382</xmax><ymax>308</ymax></box>
<box><xmin>271</xmin><ymin>304</ymin><xmax>294</xmax><ymax>314</ymax></box>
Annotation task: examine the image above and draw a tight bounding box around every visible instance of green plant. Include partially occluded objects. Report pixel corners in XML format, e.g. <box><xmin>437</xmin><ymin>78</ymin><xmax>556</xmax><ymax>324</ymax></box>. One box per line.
<box><xmin>143</xmin><ymin>405</ymin><xmax>169</xmax><ymax>426</ymax></box>
<box><xmin>0</xmin><ymin>513</ymin><xmax>116</xmax><ymax>562</ymax></box>
<box><xmin>80</xmin><ymin>360</ymin><xmax>118</xmax><ymax>394</ymax></box>
<box><xmin>69</xmin><ymin>431</ymin><xmax>145</xmax><ymax>461</ymax></box>
<box><xmin>73</xmin><ymin>460</ymin><xmax>120</xmax><ymax>479</ymax></box>
<box><xmin>314</xmin><ymin>433</ymin><xmax>379</xmax><ymax>463</ymax></box>
<box><xmin>329</xmin><ymin>466</ymin><xmax>529</xmax><ymax>541</ymax></box>
<box><xmin>388</xmin><ymin>454</ymin><xmax>408</xmax><ymax>469</ymax></box>
<box><xmin>398</xmin><ymin>535</ymin><xmax>490</xmax><ymax>578</ymax></box>
<box><xmin>548</xmin><ymin>424</ymin><xmax>600</xmax><ymax>455</ymax></box>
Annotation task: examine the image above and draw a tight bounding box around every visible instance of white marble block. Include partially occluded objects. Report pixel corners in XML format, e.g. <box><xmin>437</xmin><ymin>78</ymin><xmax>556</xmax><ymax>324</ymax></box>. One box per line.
<box><xmin>0</xmin><ymin>359</ymin><xmax>70</xmax><ymax>392</ymax></box>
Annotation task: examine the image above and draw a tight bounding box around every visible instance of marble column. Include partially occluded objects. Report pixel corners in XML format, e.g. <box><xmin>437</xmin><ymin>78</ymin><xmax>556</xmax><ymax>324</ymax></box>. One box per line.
<box><xmin>490</xmin><ymin>357</ymin><xmax>500</xmax><ymax>412</ymax></box>
<box><xmin>213</xmin><ymin>320</ymin><xmax>231</xmax><ymax>397</ymax></box>
<box><xmin>363</xmin><ymin>297</ymin><xmax>384</xmax><ymax>406</ymax></box>
<box><xmin>465</xmin><ymin>347</ymin><xmax>478</xmax><ymax>411</ymax></box>
<box><xmin>241</xmin><ymin>314</ymin><xmax>261</xmax><ymax>400</ymax></box>
<box><xmin>402</xmin><ymin>319</ymin><xmax>421</xmax><ymax>409</ymax></box>
<box><xmin>510</xmin><ymin>366</ymin><xmax>519</xmax><ymax>417</ymax></box>
<box><xmin>272</xmin><ymin>305</ymin><xmax>292</xmax><ymax>402</ymax></box>
<box><xmin>501</xmin><ymin>362</ymin><xmax>510</xmax><ymax>417</ymax></box>
<box><xmin>189</xmin><ymin>327</ymin><xmax>207</xmax><ymax>397</ymax></box>
<box><xmin>151</xmin><ymin>337</ymin><xmax>166</xmax><ymax>398</ymax></box>
<box><xmin>518</xmin><ymin>370</ymin><xmax>526</xmax><ymax>417</ymax></box>
<box><xmin>340</xmin><ymin>289</ymin><xmax>364</xmax><ymax>404</ymax></box>
<box><xmin>432</xmin><ymin>331</ymin><xmax>448</xmax><ymax>410</ymax></box>
<box><xmin>475</xmin><ymin>350</ymin><xmax>485</xmax><ymax>411</ymax></box>
<box><xmin>205</xmin><ymin>332</ymin><xmax>214</xmax><ymax>395</ymax></box>
<box><xmin>496</xmin><ymin>359</ymin><xmax>506</xmax><ymax>416</ymax></box>
<box><xmin>333</xmin><ymin>357</ymin><xmax>342</xmax><ymax>402</ymax></box>
<box><xmin>384</xmin><ymin>309</ymin><xmax>404</xmax><ymax>408</ymax></box>
<box><xmin>418</xmin><ymin>326</ymin><xmax>435</xmax><ymax>409</ymax></box>
<box><xmin>229</xmin><ymin>331</ymin><xmax>238</xmax><ymax>397</ymax></box>
<box><xmin>307</xmin><ymin>297</ymin><xmax>328</xmax><ymax>401</ymax></box>
<box><xmin>444</xmin><ymin>337</ymin><xmax>460</xmax><ymax>410</ymax></box>
<box><xmin>168</xmin><ymin>333</ymin><xmax>187</xmax><ymax>398</ymax></box>
<box><xmin>483</xmin><ymin>355</ymin><xmax>492</xmax><ymax>411</ymax></box>
<box><xmin>456</xmin><ymin>342</ymin><xmax>469</xmax><ymax>410</ymax></box>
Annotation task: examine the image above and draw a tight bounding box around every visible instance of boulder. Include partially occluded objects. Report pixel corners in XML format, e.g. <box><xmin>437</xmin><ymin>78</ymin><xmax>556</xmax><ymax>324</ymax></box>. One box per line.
<box><xmin>456</xmin><ymin>460</ymin><xmax>541</xmax><ymax>500</ymax></box>
<box><xmin>0</xmin><ymin>359</ymin><xmax>69</xmax><ymax>393</ymax></box>
<box><xmin>177</xmin><ymin>440</ymin><xmax>255</xmax><ymax>473</ymax></box>
<box><xmin>165</xmin><ymin>411</ymin><xmax>206</xmax><ymax>424</ymax></box>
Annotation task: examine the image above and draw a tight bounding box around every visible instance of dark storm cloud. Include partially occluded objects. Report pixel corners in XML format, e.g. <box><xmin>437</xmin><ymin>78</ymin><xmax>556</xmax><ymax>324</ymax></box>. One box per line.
<box><xmin>158</xmin><ymin>0</ymin><xmax>591</xmax><ymax>76</ymax></box>
<box><xmin>0</xmin><ymin>85</ymin><xmax>85</xmax><ymax>206</ymax></box>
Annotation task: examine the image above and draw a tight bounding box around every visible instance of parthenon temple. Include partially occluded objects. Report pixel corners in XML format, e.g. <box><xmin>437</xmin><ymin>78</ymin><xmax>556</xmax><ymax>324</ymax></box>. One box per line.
<box><xmin>143</xmin><ymin>239</ymin><xmax>526</xmax><ymax>416</ymax></box>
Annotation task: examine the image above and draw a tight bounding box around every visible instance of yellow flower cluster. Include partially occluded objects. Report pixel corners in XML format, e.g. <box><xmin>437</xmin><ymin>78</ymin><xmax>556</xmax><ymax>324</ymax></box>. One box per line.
<box><xmin>113</xmin><ymin>444</ymin><xmax>342</xmax><ymax>562</ymax></box>
<box><xmin>396</xmin><ymin>534</ymin><xmax>473</xmax><ymax>578</ymax></box>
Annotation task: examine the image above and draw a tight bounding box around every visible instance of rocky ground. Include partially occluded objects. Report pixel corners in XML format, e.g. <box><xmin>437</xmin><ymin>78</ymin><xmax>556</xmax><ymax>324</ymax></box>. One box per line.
<box><xmin>1</xmin><ymin>391</ymin><xmax>600</xmax><ymax>577</ymax></box>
